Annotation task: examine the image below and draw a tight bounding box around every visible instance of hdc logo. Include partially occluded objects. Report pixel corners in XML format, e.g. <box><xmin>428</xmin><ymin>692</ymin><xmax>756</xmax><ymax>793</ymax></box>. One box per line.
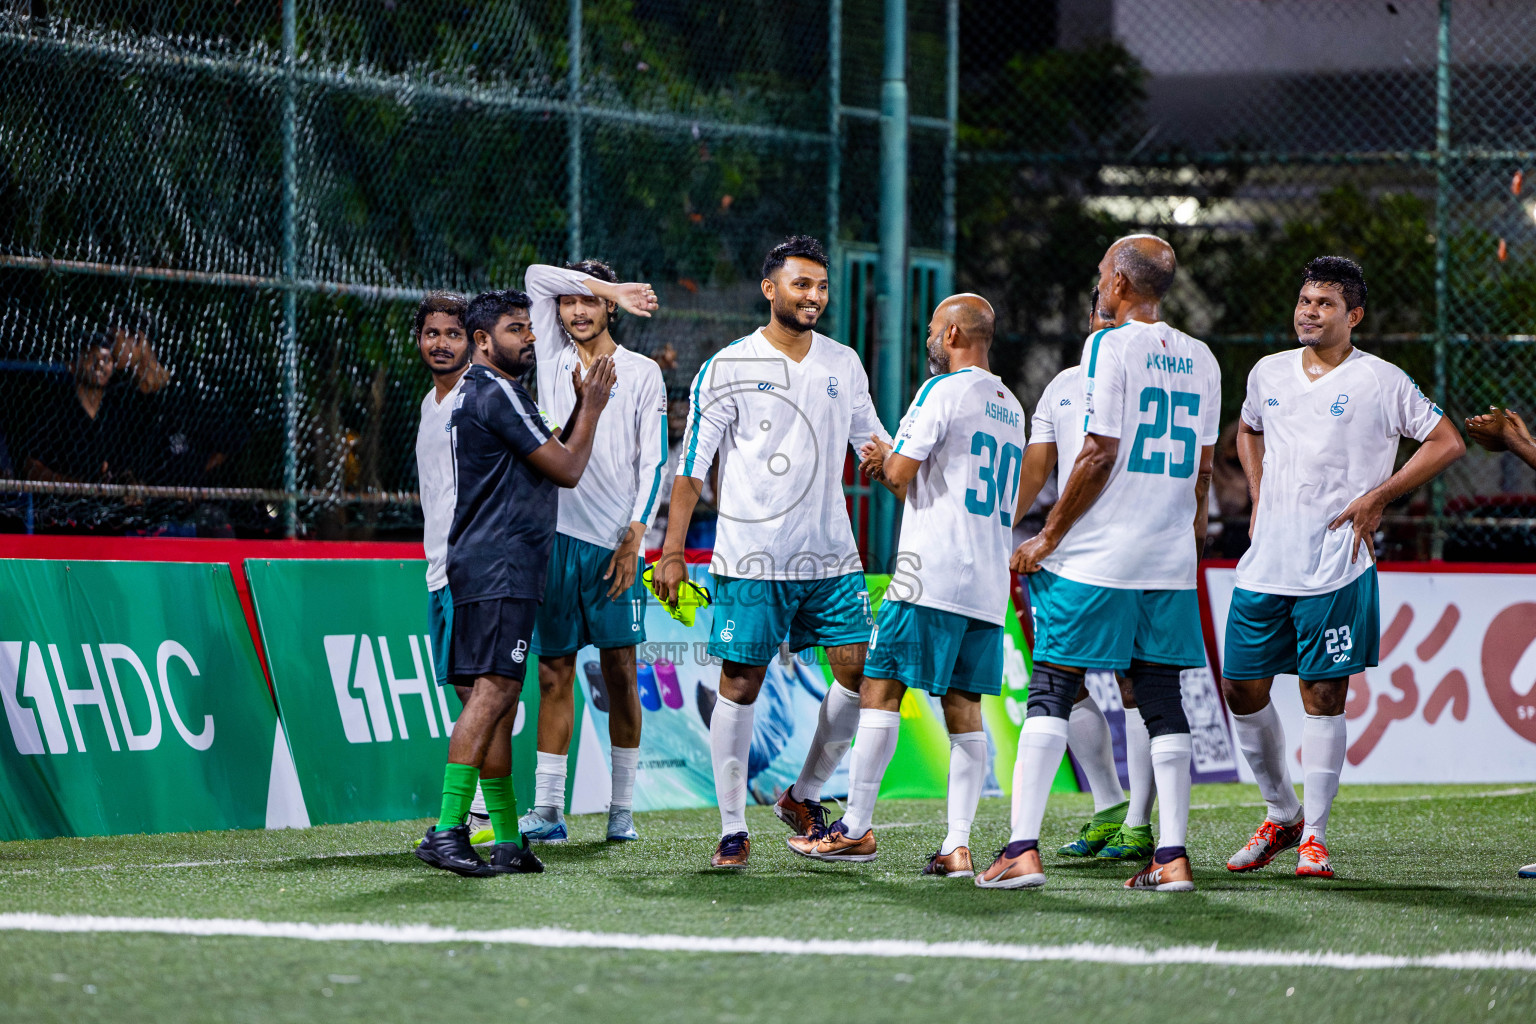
<box><xmin>1</xmin><ymin>639</ymin><xmax>214</xmax><ymax>755</ymax></box>
<box><xmin>323</xmin><ymin>634</ymin><xmax>462</xmax><ymax>744</ymax></box>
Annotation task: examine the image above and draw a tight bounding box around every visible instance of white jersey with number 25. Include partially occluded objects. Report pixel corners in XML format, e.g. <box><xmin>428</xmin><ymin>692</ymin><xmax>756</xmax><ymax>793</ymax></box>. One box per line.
<box><xmin>1042</xmin><ymin>319</ymin><xmax>1221</xmax><ymax>590</ymax></box>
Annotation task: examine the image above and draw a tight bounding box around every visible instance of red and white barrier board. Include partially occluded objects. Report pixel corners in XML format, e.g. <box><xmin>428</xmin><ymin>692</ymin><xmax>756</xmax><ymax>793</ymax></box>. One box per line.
<box><xmin>1203</xmin><ymin>565</ymin><xmax>1536</xmax><ymax>784</ymax></box>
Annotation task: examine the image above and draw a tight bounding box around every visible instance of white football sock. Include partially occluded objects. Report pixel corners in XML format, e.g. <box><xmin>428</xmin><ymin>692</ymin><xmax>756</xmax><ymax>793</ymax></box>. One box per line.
<box><xmin>1123</xmin><ymin>707</ymin><xmax>1154</xmax><ymax>828</ymax></box>
<box><xmin>839</xmin><ymin>708</ymin><xmax>900</xmax><ymax>840</ymax></box>
<box><xmin>1231</xmin><ymin>702</ymin><xmax>1302</xmax><ymax>824</ymax></box>
<box><xmin>610</xmin><ymin>745</ymin><xmax>639</xmax><ymax>810</ymax></box>
<box><xmin>1069</xmin><ymin>694</ymin><xmax>1125</xmax><ymax>812</ymax></box>
<box><xmin>1150</xmin><ymin>732</ymin><xmax>1192</xmax><ymax>848</ymax></box>
<box><xmin>943</xmin><ymin>731</ymin><xmax>988</xmax><ymax>855</ymax></box>
<box><xmin>1009</xmin><ymin>716</ymin><xmax>1069</xmax><ymax>843</ymax></box>
<box><xmin>710</xmin><ymin>695</ymin><xmax>753</xmax><ymax>837</ymax></box>
<box><xmin>790</xmin><ymin>681</ymin><xmax>861</xmax><ymax>803</ymax></box>
<box><xmin>533</xmin><ymin>750</ymin><xmax>567</xmax><ymax>819</ymax></box>
<box><xmin>469</xmin><ymin>783</ymin><xmax>487</xmax><ymax>818</ymax></box>
<box><xmin>1301</xmin><ymin>713</ymin><xmax>1346</xmax><ymax>844</ymax></box>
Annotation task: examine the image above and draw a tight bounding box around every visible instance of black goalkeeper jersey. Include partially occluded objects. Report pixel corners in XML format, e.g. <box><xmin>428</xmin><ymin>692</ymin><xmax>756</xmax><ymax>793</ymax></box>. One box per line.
<box><xmin>446</xmin><ymin>363</ymin><xmax>558</xmax><ymax>603</ymax></box>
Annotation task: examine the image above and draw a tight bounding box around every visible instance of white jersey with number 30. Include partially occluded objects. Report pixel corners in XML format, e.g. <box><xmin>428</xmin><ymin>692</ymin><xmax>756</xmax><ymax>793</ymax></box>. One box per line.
<box><xmin>1042</xmin><ymin>320</ymin><xmax>1221</xmax><ymax>590</ymax></box>
<box><xmin>887</xmin><ymin>366</ymin><xmax>1027</xmax><ymax>625</ymax></box>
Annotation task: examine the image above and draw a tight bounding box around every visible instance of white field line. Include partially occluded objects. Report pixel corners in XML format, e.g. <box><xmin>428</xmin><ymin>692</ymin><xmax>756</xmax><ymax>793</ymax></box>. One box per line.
<box><xmin>0</xmin><ymin>913</ymin><xmax>1533</xmax><ymax>972</ymax></box>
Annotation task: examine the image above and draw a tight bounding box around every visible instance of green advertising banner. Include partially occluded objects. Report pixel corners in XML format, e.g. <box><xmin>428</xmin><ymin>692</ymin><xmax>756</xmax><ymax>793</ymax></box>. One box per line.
<box><xmin>0</xmin><ymin>559</ymin><xmax>282</xmax><ymax>840</ymax></box>
<box><xmin>244</xmin><ymin>559</ymin><xmax>574</xmax><ymax>825</ymax></box>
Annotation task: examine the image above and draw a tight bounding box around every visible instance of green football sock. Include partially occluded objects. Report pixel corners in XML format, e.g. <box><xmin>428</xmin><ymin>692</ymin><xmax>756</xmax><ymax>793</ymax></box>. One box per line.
<box><xmin>479</xmin><ymin>775</ymin><xmax>519</xmax><ymax>846</ymax></box>
<box><xmin>435</xmin><ymin>762</ymin><xmax>479</xmax><ymax>831</ymax></box>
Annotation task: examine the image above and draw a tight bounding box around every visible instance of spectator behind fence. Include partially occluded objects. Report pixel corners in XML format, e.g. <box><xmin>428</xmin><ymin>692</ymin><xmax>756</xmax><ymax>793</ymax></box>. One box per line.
<box><xmin>1209</xmin><ymin>420</ymin><xmax>1252</xmax><ymax>558</ymax></box>
<box><xmin>25</xmin><ymin>332</ymin><xmax>137</xmax><ymax>487</ymax></box>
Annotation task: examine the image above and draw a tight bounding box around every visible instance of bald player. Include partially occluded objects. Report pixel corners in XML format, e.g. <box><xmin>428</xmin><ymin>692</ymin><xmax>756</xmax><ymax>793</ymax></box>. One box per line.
<box><xmin>982</xmin><ymin>236</ymin><xmax>1220</xmax><ymax>893</ymax></box>
<box><xmin>787</xmin><ymin>295</ymin><xmax>1024</xmax><ymax>876</ymax></box>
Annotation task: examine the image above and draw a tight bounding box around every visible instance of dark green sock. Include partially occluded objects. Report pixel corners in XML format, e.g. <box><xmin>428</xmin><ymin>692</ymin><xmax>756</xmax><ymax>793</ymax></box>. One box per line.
<box><xmin>435</xmin><ymin>763</ymin><xmax>479</xmax><ymax>831</ymax></box>
<box><xmin>480</xmin><ymin>775</ymin><xmax>519</xmax><ymax>845</ymax></box>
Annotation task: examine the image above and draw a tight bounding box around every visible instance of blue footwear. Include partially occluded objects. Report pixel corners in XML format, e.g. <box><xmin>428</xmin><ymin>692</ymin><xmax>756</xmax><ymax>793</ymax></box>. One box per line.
<box><xmin>1519</xmin><ymin>862</ymin><xmax>1536</xmax><ymax>879</ymax></box>
<box><xmin>518</xmin><ymin>809</ymin><xmax>568</xmax><ymax>844</ymax></box>
<box><xmin>607</xmin><ymin>808</ymin><xmax>638</xmax><ymax>842</ymax></box>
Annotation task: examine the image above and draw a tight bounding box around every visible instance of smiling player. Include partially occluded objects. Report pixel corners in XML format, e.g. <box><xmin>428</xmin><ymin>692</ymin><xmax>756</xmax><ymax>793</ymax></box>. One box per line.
<box><xmin>1222</xmin><ymin>257</ymin><xmax>1463</xmax><ymax>879</ymax></box>
<box><xmin>654</xmin><ymin>236</ymin><xmax>892</xmax><ymax>869</ymax></box>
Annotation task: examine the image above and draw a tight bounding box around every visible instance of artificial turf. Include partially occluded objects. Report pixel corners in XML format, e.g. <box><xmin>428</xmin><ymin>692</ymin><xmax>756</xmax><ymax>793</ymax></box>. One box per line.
<box><xmin>1</xmin><ymin>783</ymin><xmax>1533</xmax><ymax>1023</ymax></box>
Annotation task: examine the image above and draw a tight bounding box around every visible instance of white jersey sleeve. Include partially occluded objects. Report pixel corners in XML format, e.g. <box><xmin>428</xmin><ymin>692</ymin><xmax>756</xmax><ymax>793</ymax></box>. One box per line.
<box><xmin>1379</xmin><ymin>363</ymin><xmax>1443</xmax><ymax>442</ymax></box>
<box><xmin>678</xmin><ymin>343</ymin><xmax>741</xmax><ymax>481</ymax></box>
<box><xmin>1029</xmin><ymin>386</ymin><xmax>1058</xmax><ymax>445</ymax></box>
<box><xmin>524</xmin><ymin>264</ymin><xmax>588</xmax><ymax>416</ymax></box>
<box><xmin>893</xmin><ymin>372</ymin><xmax>955</xmax><ymax>459</ymax></box>
<box><xmin>847</xmin><ymin>358</ymin><xmax>895</xmax><ymax>453</ymax></box>
<box><xmin>1082</xmin><ymin>330</ymin><xmax>1128</xmax><ymax>440</ymax></box>
<box><xmin>630</xmin><ymin>361</ymin><xmax>669</xmax><ymax>527</ymax></box>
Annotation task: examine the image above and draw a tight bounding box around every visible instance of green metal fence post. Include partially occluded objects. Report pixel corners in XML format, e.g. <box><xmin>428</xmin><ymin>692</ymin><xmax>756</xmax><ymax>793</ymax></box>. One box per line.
<box><xmin>827</xmin><ymin>0</ymin><xmax>842</xmax><ymax>340</ymax></box>
<box><xmin>280</xmin><ymin>0</ymin><xmax>299</xmax><ymax>537</ymax></box>
<box><xmin>567</xmin><ymin>0</ymin><xmax>584</xmax><ymax>263</ymax></box>
<box><xmin>1431</xmin><ymin>0</ymin><xmax>1452</xmax><ymax>560</ymax></box>
<box><xmin>873</xmin><ymin>0</ymin><xmax>908</xmax><ymax>571</ymax></box>
<box><xmin>940</xmin><ymin>0</ymin><xmax>957</xmax><ymax>298</ymax></box>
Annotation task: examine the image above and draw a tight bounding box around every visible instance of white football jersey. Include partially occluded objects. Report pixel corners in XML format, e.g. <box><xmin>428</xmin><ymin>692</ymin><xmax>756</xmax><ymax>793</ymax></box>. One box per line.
<box><xmin>886</xmin><ymin>367</ymin><xmax>1026</xmax><ymax>625</ymax></box>
<box><xmin>1029</xmin><ymin>365</ymin><xmax>1085</xmax><ymax>474</ymax></box>
<box><xmin>416</xmin><ymin>374</ymin><xmax>466</xmax><ymax>592</ymax></box>
<box><xmin>679</xmin><ymin>328</ymin><xmax>892</xmax><ymax>581</ymax></box>
<box><xmin>1042</xmin><ymin>320</ymin><xmax>1221</xmax><ymax>590</ymax></box>
<box><xmin>1236</xmin><ymin>348</ymin><xmax>1442</xmax><ymax>596</ymax></box>
<box><xmin>525</xmin><ymin>265</ymin><xmax>669</xmax><ymax>550</ymax></box>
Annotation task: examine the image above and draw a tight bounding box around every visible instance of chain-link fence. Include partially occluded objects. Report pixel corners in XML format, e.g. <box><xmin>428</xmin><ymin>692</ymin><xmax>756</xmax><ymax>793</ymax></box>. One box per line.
<box><xmin>2</xmin><ymin>0</ymin><xmax>933</xmax><ymax>538</ymax></box>
<box><xmin>960</xmin><ymin>0</ymin><xmax>1536</xmax><ymax>560</ymax></box>
<box><xmin>5</xmin><ymin>1</ymin><xmax>1536</xmax><ymax>558</ymax></box>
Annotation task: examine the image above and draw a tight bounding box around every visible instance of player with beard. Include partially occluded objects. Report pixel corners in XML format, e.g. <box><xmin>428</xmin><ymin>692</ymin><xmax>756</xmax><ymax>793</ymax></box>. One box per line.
<box><xmin>787</xmin><ymin>294</ymin><xmax>1022</xmax><ymax>876</ymax></box>
<box><xmin>654</xmin><ymin>235</ymin><xmax>893</xmax><ymax>869</ymax></box>
<box><xmin>410</xmin><ymin>293</ymin><xmax>494</xmax><ymax>838</ymax></box>
<box><xmin>519</xmin><ymin>260</ymin><xmax>664</xmax><ymax>844</ymax></box>
<box><xmin>415</xmin><ymin>289</ymin><xmax>615</xmax><ymax>877</ymax></box>
<box><xmin>1222</xmin><ymin>257</ymin><xmax>1462</xmax><ymax>879</ymax></box>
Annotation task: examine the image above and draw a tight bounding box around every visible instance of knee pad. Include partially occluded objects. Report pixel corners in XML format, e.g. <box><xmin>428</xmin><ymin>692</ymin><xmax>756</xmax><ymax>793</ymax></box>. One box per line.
<box><xmin>1026</xmin><ymin>664</ymin><xmax>1080</xmax><ymax>720</ymax></box>
<box><xmin>1129</xmin><ymin>662</ymin><xmax>1188</xmax><ymax>738</ymax></box>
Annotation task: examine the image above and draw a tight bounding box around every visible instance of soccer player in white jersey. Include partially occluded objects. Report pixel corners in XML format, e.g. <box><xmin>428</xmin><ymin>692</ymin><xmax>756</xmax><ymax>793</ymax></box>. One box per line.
<box><xmin>982</xmin><ymin>235</ymin><xmax>1220</xmax><ymax>892</ymax></box>
<box><xmin>783</xmin><ymin>294</ymin><xmax>1022</xmax><ymax>875</ymax></box>
<box><xmin>1223</xmin><ymin>257</ymin><xmax>1463</xmax><ymax>879</ymax></box>
<box><xmin>1017</xmin><ymin>294</ymin><xmax>1155</xmax><ymax>864</ymax></box>
<box><xmin>412</xmin><ymin>292</ymin><xmax>501</xmax><ymax>843</ymax></box>
<box><xmin>654</xmin><ymin>236</ymin><xmax>892</xmax><ymax>869</ymax></box>
<box><xmin>520</xmin><ymin>260</ymin><xmax>664</xmax><ymax>844</ymax></box>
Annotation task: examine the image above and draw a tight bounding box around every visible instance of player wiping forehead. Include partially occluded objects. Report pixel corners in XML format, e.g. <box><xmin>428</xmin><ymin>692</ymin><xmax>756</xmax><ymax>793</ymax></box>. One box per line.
<box><xmin>983</xmin><ymin>234</ymin><xmax>1219</xmax><ymax>893</ymax></box>
<box><xmin>1016</xmin><ymin>293</ymin><xmax>1154</xmax><ymax>865</ymax></box>
<box><xmin>654</xmin><ymin>235</ymin><xmax>894</xmax><ymax>869</ymax></box>
<box><xmin>786</xmin><ymin>294</ymin><xmax>1021</xmax><ymax>877</ymax></box>
<box><xmin>1222</xmin><ymin>256</ymin><xmax>1462</xmax><ymax>880</ymax></box>
<box><xmin>520</xmin><ymin>260</ymin><xmax>664</xmax><ymax>845</ymax></box>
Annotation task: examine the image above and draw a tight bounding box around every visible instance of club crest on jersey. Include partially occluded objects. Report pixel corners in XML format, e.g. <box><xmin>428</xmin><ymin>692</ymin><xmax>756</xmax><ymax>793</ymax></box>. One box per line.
<box><xmin>827</xmin><ymin>375</ymin><xmax>839</xmax><ymax>397</ymax></box>
<box><xmin>1330</xmin><ymin>394</ymin><xmax>1349</xmax><ymax>416</ymax></box>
